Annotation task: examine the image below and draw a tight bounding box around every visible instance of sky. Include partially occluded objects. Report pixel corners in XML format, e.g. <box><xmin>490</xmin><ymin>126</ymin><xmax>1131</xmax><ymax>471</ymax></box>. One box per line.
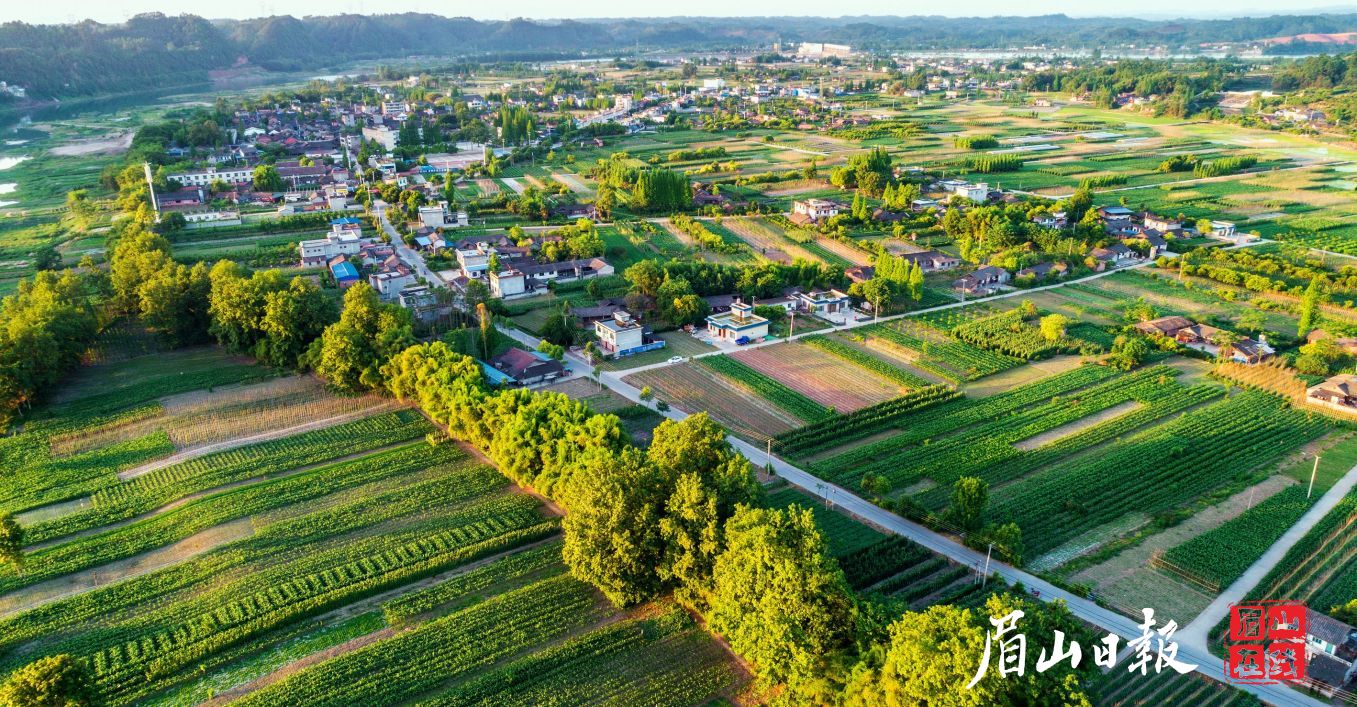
<box><xmin>5</xmin><ymin>0</ymin><xmax>1357</xmax><ymax>25</ymax></box>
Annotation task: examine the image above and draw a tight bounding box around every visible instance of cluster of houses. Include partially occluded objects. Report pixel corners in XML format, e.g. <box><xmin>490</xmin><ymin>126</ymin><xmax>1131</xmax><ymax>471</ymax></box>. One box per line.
<box><xmin>447</xmin><ymin>234</ymin><xmax>615</xmax><ymax>300</ymax></box>
<box><xmin>298</xmin><ymin>218</ymin><xmax>419</xmax><ymax>301</ymax></box>
<box><xmin>1134</xmin><ymin>315</ymin><xmax>1275</xmax><ymax>364</ymax></box>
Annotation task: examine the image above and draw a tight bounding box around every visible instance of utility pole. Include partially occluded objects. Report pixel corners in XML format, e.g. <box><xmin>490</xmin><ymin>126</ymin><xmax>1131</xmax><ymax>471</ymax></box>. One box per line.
<box><xmin>982</xmin><ymin>543</ymin><xmax>993</xmax><ymax>587</ymax></box>
<box><xmin>1309</xmin><ymin>455</ymin><xmax>1322</xmax><ymax>499</ymax></box>
<box><xmin>766</xmin><ymin>437</ymin><xmax>772</xmax><ymax>466</ymax></box>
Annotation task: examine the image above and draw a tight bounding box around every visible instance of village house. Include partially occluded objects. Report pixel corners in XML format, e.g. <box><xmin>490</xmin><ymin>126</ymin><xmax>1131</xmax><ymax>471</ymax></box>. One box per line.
<box><xmin>900</xmin><ymin>250</ymin><xmax>961</xmax><ymax>272</ymax></box>
<box><xmin>489</xmin><ymin>269</ymin><xmax>527</xmax><ymax>299</ymax></box>
<box><xmin>1016</xmin><ymin>261</ymin><xmax>1069</xmax><ymax>281</ymax></box>
<box><xmin>1304</xmin><ymin>609</ymin><xmax>1357</xmax><ymax>695</ymax></box>
<box><xmin>595</xmin><ymin>310</ymin><xmax>666</xmax><ymax>357</ymax></box>
<box><xmin>953</xmin><ymin>266</ymin><xmax>1011</xmax><ymax>296</ymax></box>
<box><xmin>369</xmin><ymin>267</ymin><xmax>417</xmax><ymax>300</ymax></box>
<box><xmin>705</xmin><ymin>299</ymin><xmax>770</xmax><ymax>344</ymax></box>
<box><xmin>1307</xmin><ymin>374</ymin><xmax>1357</xmax><ymax>415</ymax></box>
<box><xmin>789</xmin><ymin>198</ymin><xmax>844</xmax><ymax>225</ymax></box>
<box><xmin>488</xmin><ymin>348</ymin><xmax>566</xmax><ymax>387</ymax></box>
<box><xmin>329</xmin><ymin>258</ymin><xmax>360</xmax><ymax>288</ymax></box>
<box><xmin>1089</xmin><ymin>243</ymin><xmax>1142</xmax><ymax>271</ymax></box>
<box><xmin>1134</xmin><ymin>316</ymin><xmax>1274</xmax><ymax>364</ymax></box>
<box><xmin>794</xmin><ymin>289</ymin><xmax>852</xmax><ymax>318</ymax></box>
<box><xmin>298</xmin><ymin>218</ymin><xmax>364</xmax><ymax>266</ymax></box>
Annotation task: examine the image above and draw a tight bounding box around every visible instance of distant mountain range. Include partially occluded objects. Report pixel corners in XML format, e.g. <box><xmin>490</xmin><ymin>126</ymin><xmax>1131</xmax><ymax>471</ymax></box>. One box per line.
<box><xmin>3</xmin><ymin>12</ymin><xmax>1357</xmax><ymax>100</ymax></box>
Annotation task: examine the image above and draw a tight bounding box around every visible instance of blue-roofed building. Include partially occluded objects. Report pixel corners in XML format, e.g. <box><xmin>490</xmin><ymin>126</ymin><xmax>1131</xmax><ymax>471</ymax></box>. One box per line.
<box><xmin>478</xmin><ymin>360</ymin><xmax>517</xmax><ymax>387</ymax></box>
<box><xmin>330</xmin><ymin>261</ymin><xmax>360</xmax><ymax>288</ymax></box>
<box><xmin>331</xmin><ymin>216</ymin><xmax>362</xmax><ymax>226</ymax></box>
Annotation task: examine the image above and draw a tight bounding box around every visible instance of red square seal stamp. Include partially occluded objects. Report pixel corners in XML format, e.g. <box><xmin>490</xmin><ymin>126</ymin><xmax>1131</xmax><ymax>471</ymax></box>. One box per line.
<box><xmin>1224</xmin><ymin>601</ymin><xmax>1307</xmax><ymax>685</ymax></box>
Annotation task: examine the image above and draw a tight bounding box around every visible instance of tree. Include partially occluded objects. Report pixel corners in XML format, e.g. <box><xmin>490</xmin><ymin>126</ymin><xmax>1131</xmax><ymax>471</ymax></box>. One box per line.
<box><xmin>841</xmin><ymin>594</ymin><xmax>1095</xmax><ymax>707</ymax></box>
<box><xmin>1038</xmin><ymin>313</ymin><xmax>1069</xmax><ymax>343</ymax></box>
<box><xmin>252</xmin><ymin>164</ymin><xmax>285</xmax><ymax>192</ymax></box>
<box><xmin>946</xmin><ymin>476</ymin><xmax>989</xmax><ymax>532</ymax></box>
<box><xmin>707</xmin><ymin>505</ymin><xmax>854</xmax><ymax>689</ymax></box>
<box><xmin>1298</xmin><ymin>276</ymin><xmax>1321</xmax><ymax>337</ymax></box>
<box><xmin>624</xmin><ymin>260</ymin><xmax>664</xmax><ymax>298</ymax></box>
<box><xmin>539</xmin><ymin>306</ymin><xmax>577</xmax><ymax>347</ymax></box>
<box><xmin>306</xmin><ymin>284</ymin><xmax>413</xmax><ymax>392</ymax></box>
<box><xmin>647</xmin><ymin>413</ymin><xmax>760</xmax><ymax>512</ymax></box>
<box><xmin>0</xmin><ymin>514</ymin><xmax>22</xmax><ymax>570</ymax></box>
<box><xmin>1108</xmin><ymin>335</ymin><xmax>1149</xmax><ymax>371</ymax></box>
<box><xmin>560</xmin><ymin>447</ymin><xmax>665</xmax><ymax>607</ymax></box>
<box><xmin>0</xmin><ymin>655</ymin><xmax>95</xmax><ymax>707</ymax></box>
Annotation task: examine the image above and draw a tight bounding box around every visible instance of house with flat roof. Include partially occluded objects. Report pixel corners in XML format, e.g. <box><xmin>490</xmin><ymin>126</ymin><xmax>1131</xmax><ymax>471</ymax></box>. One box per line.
<box><xmin>706</xmin><ymin>300</ymin><xmax>769</xmax><ymax>343</ymax></box>
<box><xmin>795</xmin><ymin>289</ymin><xmax>851</xmax><ymax>317</ymax></box>
<box><xmin>595</xmin><ymin>310</ymin><xmax>665</xmax><ymax>357</ymax></box>
<box><xmin>790</xmin><ymin>198</ymin><xmax>844</xmax><ymax>225</ymax></box>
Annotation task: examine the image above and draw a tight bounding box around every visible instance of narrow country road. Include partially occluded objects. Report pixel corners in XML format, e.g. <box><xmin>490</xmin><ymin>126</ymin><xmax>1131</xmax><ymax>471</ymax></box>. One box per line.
<box><xmin>372</xmin><ymin>201</ymin><xmax>446</xmax><ymax>286</ymax></box>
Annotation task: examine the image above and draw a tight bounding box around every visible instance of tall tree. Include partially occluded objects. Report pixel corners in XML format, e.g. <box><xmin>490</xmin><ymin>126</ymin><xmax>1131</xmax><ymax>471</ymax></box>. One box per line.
<box><xmin>0</xmin><ymin>655</ymin><xmax>95</xmax><ymax>707</ymax></box>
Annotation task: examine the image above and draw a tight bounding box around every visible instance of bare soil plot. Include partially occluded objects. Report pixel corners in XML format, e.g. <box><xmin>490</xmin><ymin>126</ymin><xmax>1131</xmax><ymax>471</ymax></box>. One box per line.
<box><xmin>475</xmin><ymin>179</ymin><xmax>500</xmax><ymax>196</ymax></box>
<box><xmin>761</xmin><ymin>179</ymin><xmax>831</xmax><ymax>196</ymax></box>
<box><xmin>719</xmin><ymin>218</ymin><xmax>796</xmax><ymax>263</ymax></box>
<box><xmin>50</xmin><ymin>131</ymin><xmax>133</xmax><ymax>156</ymax></box>
<box><xmin>814</xmin><ymin>236</ymin><xmax>872</xmax><ymax>266</ymax></box>
<box><xmin>625</xmin><ymin>364</ymin><xmax>801</xmax><ymax>442</ymax></box>
<box><xmin>1067</xmin><ymin>475</ymin><xmax>1297</xmax><ymax>626</ymax></box>
<box><xmin>730</xmin><ymin>344</ymin><xmax>904</xmax><ymax>413</ymax></box>
<box><xmin>500</xmin><ymin>177</ymin><xmax>526</xmax><ymax>194</ymax></box>
<box><xmin>552</xmin><ymin>172</ymin><xmax>593</xmax><ymax>195</ymax></box>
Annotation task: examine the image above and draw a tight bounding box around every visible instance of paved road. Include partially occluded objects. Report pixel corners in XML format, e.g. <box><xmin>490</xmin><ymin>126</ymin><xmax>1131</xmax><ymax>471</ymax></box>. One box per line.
<box><xmin>372</xmin><ymin>201</ymin><xmax>446</xmax><ymax>286</ymax></box>
<box><xmin>1180</xmin><ymin>462</ymin><xmax>1357</xmax><ymax>650</ymax></box>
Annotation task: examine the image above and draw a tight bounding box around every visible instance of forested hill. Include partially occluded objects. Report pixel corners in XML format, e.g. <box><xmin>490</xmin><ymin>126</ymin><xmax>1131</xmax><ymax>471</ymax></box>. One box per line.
<box><xmin>4</xmin><ymin>11</ymin><xmax>1357</xmax><ymax>100</ymax></box>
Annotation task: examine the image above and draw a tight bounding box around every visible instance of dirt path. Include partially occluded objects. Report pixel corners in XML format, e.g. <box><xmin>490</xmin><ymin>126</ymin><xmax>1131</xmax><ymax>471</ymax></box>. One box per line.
<box><xmin>118</xmin><ymin>408</ymin><xmax>396</xmax><ymax>481</ymax></box>
<box><xmin>1013</xmin><ymin>401</ymin><xmax>1143</xmax><ymax>451</ymax></box>
<box><xmin>0</xmin><ymin>518</ymin><xmax>254</xmax><ymax>619</ymax></box>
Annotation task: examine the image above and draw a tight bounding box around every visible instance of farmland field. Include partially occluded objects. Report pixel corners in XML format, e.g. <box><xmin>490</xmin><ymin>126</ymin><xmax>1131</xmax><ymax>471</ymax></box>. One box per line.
<box><xmin>729</xmin><ymin>343</ymin><xmax>906</xmax><ymax>412</ymax></box>
<box><xmin>625</xmin><ymin>362</ymin><xmax>803</xmax><ymax>441</ymax></box>
<box><xmin>0</xmin><ymin>340</ymin><xmax>751</xmax><ymax>706</ymax></box>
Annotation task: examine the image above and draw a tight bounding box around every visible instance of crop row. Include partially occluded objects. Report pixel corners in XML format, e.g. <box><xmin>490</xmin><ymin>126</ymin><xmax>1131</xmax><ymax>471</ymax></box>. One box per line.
<box><xmin>1157</xmin><ymin>485</ymin><xmax>1312</xmax><ymax>591</ymax></box>
<box><xmin>420</xmin><ymin>607</ymin><xmax>737</xmax><ymax>707</ymax></box>
<box><xmin>836</xmin><ymin>536</ymin><xmax>934</xmax><ymax>590</ymax></box>
<box><xmin>773</xmin><ymin>386</ymin><xmax>960</xmax><ymax>457</ymax></box>
<box><xmin>802</xmin><ymin>335</ymin><xmax>932</xmax><ymax>389</ymax></box>
<box><xmin>696</xmin><ymin>356</ymin><xmax>832</xmax><ymax>422</ymax></box>
<box><xmin>812</xmin><ymin>364</ymin><xmax>1118</xmax><ymax>476</ymax></box>
<box><xmin>1</xmin><ymin>461</ymin><xmax>510</xmax><ymax>683</ymax></box>
<box><xmin>849</xmin><ymin>366</ymin><xmax>1188</xmax><ymax>490</ymax></box>
<box><xmin>951</xmin><ymin>309</ymin><xmax>1063</xmax><ymax>360</ymax></box>
<box><xmin>383</xmin><ymin>541</ymin><xmax>564</xmax><ymax>624</ymax></box>
<box><xmin>234</xmin><ymin>574</ymin><xmax>608</xmax><ymax>707</ymax></box>
<box><xmin>0</xmin><ymin>441</ymin><xmax>455</xmax><ymax>595</ymax></box>
<box><xmin>865</xmin><ymin>323</ymin><xmax>1020</xmax><ymax>382</ymax></box>
<box><xmin>996</xmin><ymin>391</ymin><xmax>1329</xmax><ymax>554</ymax></box>
<box><xmin>93</xmin><ymin>495</ymin><xmax>553</xmax><ymax>702</ymax></box>
<box><xmin>2</xmin><ymin>430</ymin><xmax>174</xmax><ymax>516</ymax></box>
<box><xmin>28</xmin><ymin>410</ymin><xmax>432</xmax><ymax>544</ymax></box>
